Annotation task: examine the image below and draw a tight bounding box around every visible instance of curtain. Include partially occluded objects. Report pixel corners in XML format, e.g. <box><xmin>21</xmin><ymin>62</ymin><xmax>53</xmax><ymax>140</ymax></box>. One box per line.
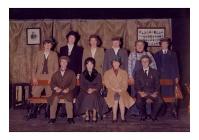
<box><xmin>9</xmin><ymin>19</ymin><xmax>172</xmax><ymax>83</ymax></box>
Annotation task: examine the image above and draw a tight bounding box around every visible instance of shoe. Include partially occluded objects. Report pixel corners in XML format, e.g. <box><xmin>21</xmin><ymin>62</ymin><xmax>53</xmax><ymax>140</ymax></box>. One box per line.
<box><xmin>151</xmin><ymin>117</ymin><xmax>158</xmax><ymax>121</ymax></box>
<box><xmin>172</xmin><ymin>111</ymin><xmax>178</xmax><ymax>119</ymax></box>
<box><xmin>121</xmin><ymin>119</ymin><xmax>127</xmax><ymax>123</ymax></box>
<box><xmin>67</xmin><ymin>118</ymin><xmax>75</xmax><ymax>124</ymax></box>
<box><xmin>112</xmin><ymin>119</ymin><xmax>118</xmax><ymax>123</ymax></box>
<box><xmin>140</xmin><ymin>116</ymin><xmax>147</xmax><ymax>121</ymax></box>
<box><xmin>48</xmin><ymin>119</ymin><xmax>56</xmax><ymax>124</ymax></box>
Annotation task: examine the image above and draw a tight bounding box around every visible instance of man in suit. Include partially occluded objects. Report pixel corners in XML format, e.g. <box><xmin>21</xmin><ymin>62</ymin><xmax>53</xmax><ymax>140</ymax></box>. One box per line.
<box><xmin>103</xmin><ymin>37</ymin><xmax>128</xmax><ymax>73</ymax></box>
<box><xmin>154</xmin><ymin>37</ymin><xmax>179</xmax><ymax>118</ymax></box>
<box><xmin>29</xmin><ymin>39</ymin><xmax>59</xmax><ymax>119</ymax></box>
<box><xmin>48</xmin><ymin>56</ymin><xmax>76</xmax><ymax>124</ymax></box>
<box><xmin>135</xmin><ymin>55</ymin><xmax>163</xmax><ymax>121</ymax></box>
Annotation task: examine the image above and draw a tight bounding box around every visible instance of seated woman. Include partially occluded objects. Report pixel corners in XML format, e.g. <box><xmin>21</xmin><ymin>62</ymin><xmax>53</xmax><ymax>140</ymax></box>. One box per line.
<box><xmin>103</xmin><ymin>56</ymin><xmax>136</xmax><ymax>122</ymax></box>
<box><xmin>78</xmin><ymin>57</ymin><xmax>107</xmax><ymax>122</ymax></box>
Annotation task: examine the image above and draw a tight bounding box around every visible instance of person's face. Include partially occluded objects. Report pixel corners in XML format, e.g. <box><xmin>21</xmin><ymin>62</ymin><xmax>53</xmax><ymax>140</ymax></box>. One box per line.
<box><xmin>90</xmin><ymin>38</ymin><xmax>97</xmax><ymax>47</ymax></box>
<box><xmin>112</xmin><ymin>40</ymin><xmax>120</xmax><ymax>48</ymax></box>
<box><xmin>67</xmin><ymin>35</ymin><xmax>76</xmax><ymax>44</ymax></box>
<box><xmin>141</xmin><ymin>58</ymin><xmax>150</xmax><ymax>69</ymax></box>
<box><xmin>86</xmin><ymin>61</ymin><xmax>94</xmax><ymax>72</ymax></box>
<box><xmin>44</xmin><ymin>43</ymin><xmax>52</xmax><ymax>51</ymax></box>
<box><xmin>161</xmin><ymin>41</ymin><xmax>169</xmax><ymax>50</ymax></box>
<box><xmin>135</xmin><ymin>42</ymin><xmax>145</xmax><ymax>52</ymax></box>
<box><xmin>112</xmin><ymin>61</ymin><xmax>120</xmax><ymax>70</ymax></box>
<box><xmin>60</xmin><ymin>59</ymin><xmax>68</xmax><ymax>71</ymax></box>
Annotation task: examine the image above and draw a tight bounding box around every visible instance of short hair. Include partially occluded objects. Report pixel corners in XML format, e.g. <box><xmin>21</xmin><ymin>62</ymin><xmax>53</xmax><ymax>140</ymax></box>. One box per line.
<box><xmin>140</xmin><ymin>55</ymin><xmax>152</xmax><ymax>64</ymax></box>
<box><xmin>84</xmin><ymin>57</ymin><xmax>96</xmax><ymax>67</ymax></box>
<box><xmin>112</xmin><ymin>37</ymin><xmax>121</xmax><ymax>41</ymax></box>
<box><xmin>59</xmin><ymin>56</ymin><xmax>70</xmax><ymax>63</ymax></box>
<box><xmin>160</xmin><ymin>37</ymin><xmax>172</xmax><ymax>49</ymax></box>
<box><xmin>135</xmin><ymin>40</ymin><xmax>145</xmax><ymax>46</ymax></box>
<box><xmin>43</xmin><ymin>39</ymin><xmax>54</xmax><ymax>46</ymax></box>
<box><xmin>111</xmin><ymin>56</ymin><xmax>122</xmax><ymax>65</ymax></box>
<box><xmin>89</xmin><ymin>35</ymin><xmax>102</xmax><ymax>47</ymax></box>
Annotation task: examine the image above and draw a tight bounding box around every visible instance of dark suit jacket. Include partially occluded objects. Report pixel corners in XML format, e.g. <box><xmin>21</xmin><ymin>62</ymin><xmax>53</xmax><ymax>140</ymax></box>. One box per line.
<box><xmin>59</xmin><ymin>45</ymin><xmax>83</xmax><ymax>74</ymax></box>
<box><xmin>134</xmin><ymin>67</ymin><xmax>160</xmax><ymax>95</ymax></box>
<box><xmin>103</xmin><ymin>48</ymin><xmax>128</xmax><ymax>73</ymax></box>
<box><xmin>154</xmin><ymin>50</ymin><xmax>179</xmax><ymax>79</ymax></box>
<box><xmin>49</xmin><ymin>69</ymin><xmax>76</xmax><ymax>104</ymax></box>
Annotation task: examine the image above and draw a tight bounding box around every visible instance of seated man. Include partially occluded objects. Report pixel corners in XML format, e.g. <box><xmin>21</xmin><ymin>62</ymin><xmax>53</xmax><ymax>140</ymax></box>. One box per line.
<box><xmin>134</xmin><ymin>55</ymin><xmax>163</xmax><ymax>121</ymax></box>
<box><xmin>48</xmin><ymin>56</ymin><xmax>76</xmax><ymax>124</ymax></box>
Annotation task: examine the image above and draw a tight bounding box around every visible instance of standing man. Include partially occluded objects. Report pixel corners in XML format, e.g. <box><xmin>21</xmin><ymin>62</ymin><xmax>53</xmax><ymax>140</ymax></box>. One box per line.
<box><xmin>48</xmin><ymin>56</ymin><xmax>76</xmax><ymax>124</ymax></box>
<box><xmin>103</xmin><ymin>37</ymin><xmax>128</xmax><ymax>73</ymax></box>
<box><xmin>154</xmin><ymin>37</ymin><xmax>179</xmax><ymax>118</ymax></box>
<box><xmin>29</xmin><ymin>39</ymin><xmax>59</xmax><ymax>119</ymax></box>
<box><xmin>135</xmin><ymin>55</ymin><xmax>163</xmax><ymax>121</ymax></box>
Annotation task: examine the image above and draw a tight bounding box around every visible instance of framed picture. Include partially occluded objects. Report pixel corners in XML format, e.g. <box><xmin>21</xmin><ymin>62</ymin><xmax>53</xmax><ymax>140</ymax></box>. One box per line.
<box><xmin>26</xmin><ymin>28</ymin><xmax>41</xmax><ymax>45</ymax></box>
<box><xmin>137</xmin><ymin>27</ymin><xmax>165</xmax><ymax>47</ymax></box>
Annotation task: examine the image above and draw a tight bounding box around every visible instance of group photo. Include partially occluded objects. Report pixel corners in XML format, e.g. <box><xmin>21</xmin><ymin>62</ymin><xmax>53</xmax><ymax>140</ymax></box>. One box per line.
<box><xmin>9</xmin><ymin>8</ymin><xmax>190</xmax><ymax>132</ymax></box>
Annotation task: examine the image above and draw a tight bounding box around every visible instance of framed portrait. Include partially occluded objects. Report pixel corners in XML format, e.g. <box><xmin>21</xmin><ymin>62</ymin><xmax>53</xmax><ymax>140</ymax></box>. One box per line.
<box><xmin>26</xmin><ymin>28</ymin><xmax>41</xmax><ymax>45</ymax></box>
<box><xmin>137</xmin><ymin>27</ymin><xmax>165</xmax><ymax>47</ymax></box>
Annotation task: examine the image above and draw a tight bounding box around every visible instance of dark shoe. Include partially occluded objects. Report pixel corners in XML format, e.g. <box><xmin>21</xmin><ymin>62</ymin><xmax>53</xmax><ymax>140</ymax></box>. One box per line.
<box><xmin>151</xmin><ymin>117</ymin><xmax>158</xmax><ymax>121</ymax></box>
<box><xmin>172</xmin><ymin>111</ymin><xmax>178</xmax><ymax>119</ymax></box>
<box><xmin>112</xmin><ymin>119</ymin><xmax>118</xmax><ymax>123</ymax></box>
<box><xmin>121</xmin><ymin>119</ymin><xmax>127</xmax><ymax>123</ymax></box>
<box><xmin>48</xmin><ymin>119</ymin><xmax>56</xmax><ymax>124</ymax></box>
<box><xmin>67</xmin><ymin>118</ymin><xmax>75</xmax><ymax>124</ymax></box>
<box><xmin>140</xmin><ymin>116</ymin><xmax>147</xmax><ymax>121</ymax></box>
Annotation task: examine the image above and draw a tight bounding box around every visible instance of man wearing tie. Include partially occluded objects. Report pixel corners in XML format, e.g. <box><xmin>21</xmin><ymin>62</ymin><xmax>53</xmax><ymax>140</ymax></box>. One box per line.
<box><xmin>134</xmin><ymin>55</ymin><xmax>163</xmax><ymax>121</ymax></box>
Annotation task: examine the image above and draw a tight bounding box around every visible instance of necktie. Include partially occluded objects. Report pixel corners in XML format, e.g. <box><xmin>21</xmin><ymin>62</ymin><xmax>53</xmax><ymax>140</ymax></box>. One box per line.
<box><xmin>144</xmin><ymin>70</ymin><xmax>148</xmax><ymax>76</ymax></box>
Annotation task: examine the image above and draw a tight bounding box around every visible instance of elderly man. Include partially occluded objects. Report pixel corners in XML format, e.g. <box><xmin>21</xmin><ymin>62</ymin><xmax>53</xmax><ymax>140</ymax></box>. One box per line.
<box><xmin>48</xmin><ymin>56</ymin><xmax>76</xmax><ymax>124</ymax></box>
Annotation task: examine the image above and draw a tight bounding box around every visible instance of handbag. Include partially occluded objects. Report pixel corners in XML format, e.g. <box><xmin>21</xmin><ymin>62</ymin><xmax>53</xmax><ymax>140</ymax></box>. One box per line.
<box><xmin>100</xmin><ymin>85</ymin><xmax>107</xmax><ymax>97</ymax></box>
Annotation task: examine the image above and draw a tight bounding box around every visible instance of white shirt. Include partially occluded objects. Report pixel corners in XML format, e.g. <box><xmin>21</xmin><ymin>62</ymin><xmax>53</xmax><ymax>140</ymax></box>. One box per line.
<box><xmin>91</xmin><ymin>47</ymin><xmax>97</xmax><ymax>58</ymax></box>
<box><xmin>68</xmin><ymin>44</ymin><xmax>74</xmax><ymax>56</ymax></box>
<box><xmin>113</xmin><ymin>47</ymin><xmax>120</xmax><ymax>55</ymax></box>
<box><xmin>143</xmin><ymin>67</ymin><xmax>149</xmax><ymax>76</ymax></box>
<box><xmin>162</xmin><ymin>49</ymin><xmax>168</xmax><ymax>54</ymax></box>
<box><xmin>60</xmin><ymin>70</ymin><xmax>65</xmax><ymax>76</ymax></box>
<box><xmin>44</xmin><ymin>51</ymin><xmax>50</xmax><ymax>59</ymax></box>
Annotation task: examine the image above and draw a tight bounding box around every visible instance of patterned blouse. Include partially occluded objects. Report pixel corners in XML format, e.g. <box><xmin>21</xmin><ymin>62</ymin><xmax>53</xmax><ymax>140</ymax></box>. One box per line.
<box><xmin>128</xmin><ymin>51</ymin><xmax>157</xmax><ymax>78</ymax></box>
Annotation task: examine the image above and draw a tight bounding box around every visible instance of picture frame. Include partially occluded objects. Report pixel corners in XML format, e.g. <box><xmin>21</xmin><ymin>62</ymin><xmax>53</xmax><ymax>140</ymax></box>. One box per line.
<box><xmin>26</xmin><ymin>28</ymin><xmax>41</xmax><ymax>45</ymax></box>
<box><xmin>137</xmin><ymin>27</ymin><xmax>165</xmax><ymax>47</ymax></box>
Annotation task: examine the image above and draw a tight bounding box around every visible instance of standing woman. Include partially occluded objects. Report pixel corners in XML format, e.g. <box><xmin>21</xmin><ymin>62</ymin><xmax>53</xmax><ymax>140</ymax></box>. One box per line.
<box><xmin>78</xmin><ymin>57</ymin><xmax>107</xmax><ymax>122</ymax></box>
<box><xmin>82</xmin><ymin>35</ymin><xmax>104</xmax><ymax>75</ymax></box>
<box><xmin>154</xmin><ymin>37</ymin><xmax>179</xmax><ymax>118</ymax></box>
<box><xmin>128</xmin><ymin>40</ymin><xmax>157</xmax><ymax>97</ymax></box>
<box><xmin>104</xmin><ymin>57</ymin><xmax>135</xmax><ymax>122</ymax></box>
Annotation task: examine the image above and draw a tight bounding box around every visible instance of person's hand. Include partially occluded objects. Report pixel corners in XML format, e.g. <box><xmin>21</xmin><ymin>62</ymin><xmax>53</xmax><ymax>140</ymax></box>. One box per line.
<box><xmin>128</xmin><ymin>77</ymin><xmax>134</xmax><ymax>85</ymax></box>
<box><xmin>63</xmin><ymin>88</ymin><xmax>69</xmax><ymax>94</ymax></box>
<box><xmin>76</xmin><ymin>74</ymin><xmax>80</xmax><ymax>80</ymax></box>
<box><xmin>139</xmin><ymin>92</ymin><xmax>147</xmax><ymax>98</ymax></box>
<box><xmin>48</xmin><ymin>79</ymin><xmax>51</xmax><ymax>84</ymax></box>
<box><xmin>32</xmin><ymin>78</ymin><xmax>38</xmax><ymax>86</ymax></box>
<box><xmin>73</xmin><ymin>98</ymin><xmax>76</xmax><ymax>104</ymax></box>
<box><xmin>175</xmin><ymin>78</ymin><xmax>179</xmax><ymax>84</ymax></box>
<box><xmin>151</xmin><ymin>92</ymin><xmax>158</xmax><ymax>98</ymax></box>
<box><xmin>87</xmin><ymin>88</ymin><xmax>93</xmax><ymax>94</ymax></box>
<box><xmin>54</xmin><ymin>87</ymin><xmax>62</xmax><ymax>93</ymax></box>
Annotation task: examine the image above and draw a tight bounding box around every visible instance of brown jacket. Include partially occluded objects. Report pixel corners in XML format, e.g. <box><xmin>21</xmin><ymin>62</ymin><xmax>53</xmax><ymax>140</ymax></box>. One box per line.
<box><xmin>82</xmin><ymin>47</ymin><xmax>104</xmax><ymax>75</ymax></box>
<box><xmin>103</xmin><ymin>68</ymin><xmax>135</xmax><ymax>108</ymax></box>
<box><xmin>32</xmin><ymin>50</ymin><xmax>59</xmax><ymax>80</ymax></box>
<box><xmin>48</xmin><ymin>69</ymin><xmax>76</xmax><ymax>104</ymax></box>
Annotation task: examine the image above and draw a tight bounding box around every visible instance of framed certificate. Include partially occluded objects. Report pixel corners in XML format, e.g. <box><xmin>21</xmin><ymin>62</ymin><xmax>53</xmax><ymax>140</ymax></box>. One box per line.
<box><xmin>137</xmin><ymin>27</ymin><xmax>165</xmax><ymax>47</ymax></box>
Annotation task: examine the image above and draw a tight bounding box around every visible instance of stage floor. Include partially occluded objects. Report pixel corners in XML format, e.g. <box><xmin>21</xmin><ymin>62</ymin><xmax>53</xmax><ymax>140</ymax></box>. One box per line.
<box><xmin>9</xmin><ymin>107</ymin><xmax>190</xmax><ymax>132</ymax></box>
